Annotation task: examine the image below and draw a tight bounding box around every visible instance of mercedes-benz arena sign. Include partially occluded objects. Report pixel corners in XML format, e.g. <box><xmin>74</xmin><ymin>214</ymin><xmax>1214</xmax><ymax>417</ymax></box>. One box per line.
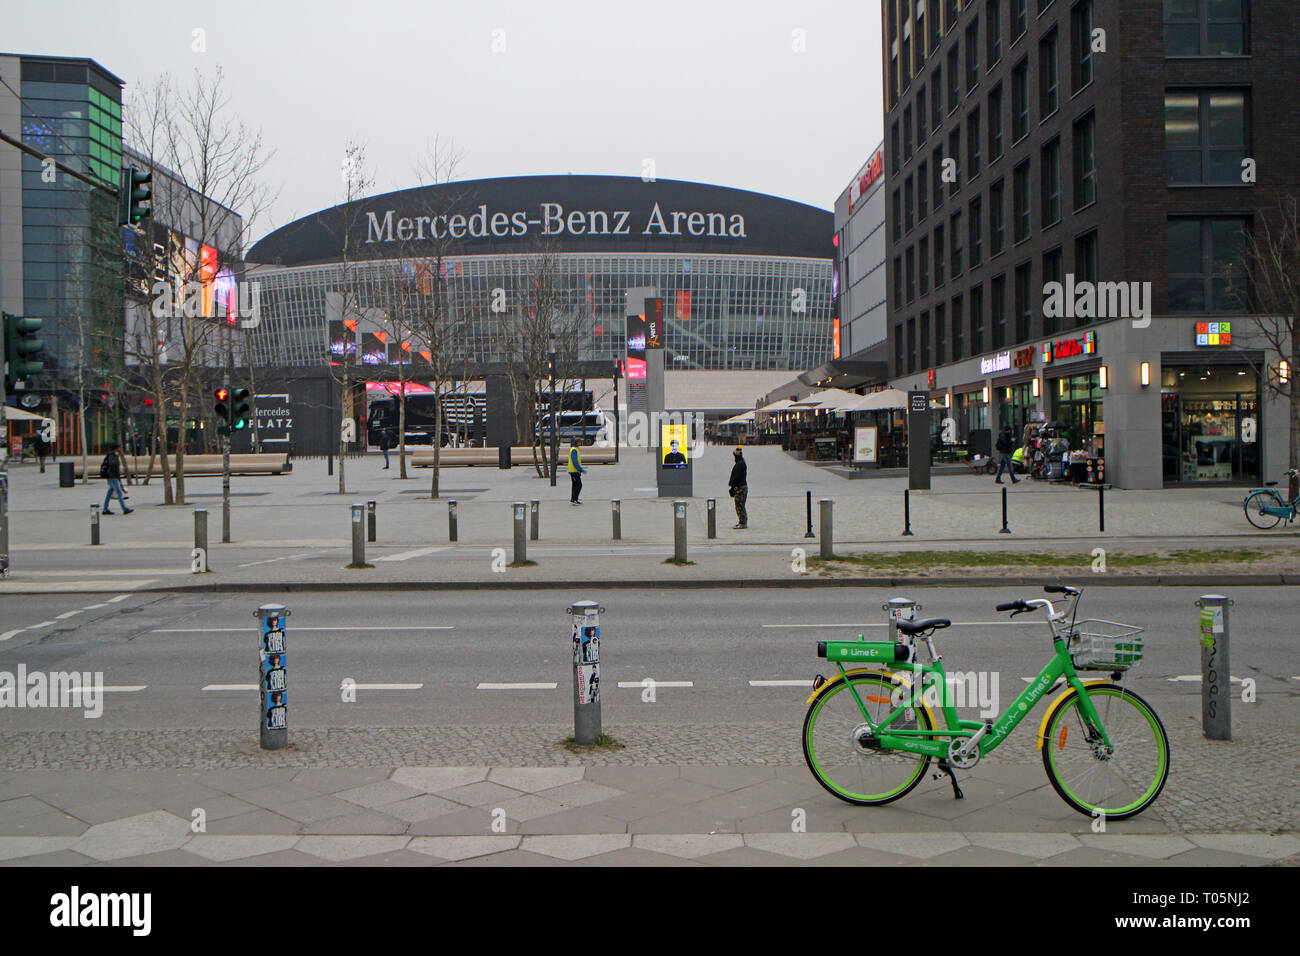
<box><xmin>248</xmin><ymin>175</ymin><xmax>830</xmax><ymax>266</ymax></box>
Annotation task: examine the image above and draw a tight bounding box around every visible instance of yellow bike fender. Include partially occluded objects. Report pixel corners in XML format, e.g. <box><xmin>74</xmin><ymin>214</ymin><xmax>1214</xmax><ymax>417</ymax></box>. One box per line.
<box><xmin>1036</xmin><ymin>680</ymin><xmax>1109</xmax><ymax>751</ymax></box>
<box><xmin>806</xmin><ymin>668</ymin><xmax>938</xmax><ymax>729</ymax></box>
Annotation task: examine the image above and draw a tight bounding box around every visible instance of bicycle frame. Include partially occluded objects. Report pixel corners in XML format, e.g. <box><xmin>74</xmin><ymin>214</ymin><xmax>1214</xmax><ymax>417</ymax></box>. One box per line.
<box><xmin>1245</xmin><ymin>488</ymin><xmax>1299</xmax><ymax>519</ymax></box>
<box><xmin>829</xmin><ymin>637</ymin><xmax>1112</xmax><ymax>759</ymax></box>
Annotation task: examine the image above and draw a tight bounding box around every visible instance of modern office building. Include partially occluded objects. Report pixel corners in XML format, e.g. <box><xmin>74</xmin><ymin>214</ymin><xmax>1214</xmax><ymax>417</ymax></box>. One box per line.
<box><xmin>880</xmin><ymin>0</ymin><xmax>1297</xmax><ymax>487</ymax></box>
<box><xmin>245</xmin><ymin>175</ymin><xmax>834</xmax><ymax>374</ymax></box>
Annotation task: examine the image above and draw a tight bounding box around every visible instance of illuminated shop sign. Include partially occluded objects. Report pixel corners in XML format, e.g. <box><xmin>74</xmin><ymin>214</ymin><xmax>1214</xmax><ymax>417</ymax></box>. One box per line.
<box><xmin>1195</xmin><ymin>321</ymin><xmax>1231</xmax><ymax>346</ymax></box>
<box><xmin>980</xmin><ymin>351</ymin><xmax>1011</xmax><ymax>375</ymax></box>
<box><xmin>1040</xmin><ymin>330</ymin><xmax>1096</xmax><ymax>364</ymax></box>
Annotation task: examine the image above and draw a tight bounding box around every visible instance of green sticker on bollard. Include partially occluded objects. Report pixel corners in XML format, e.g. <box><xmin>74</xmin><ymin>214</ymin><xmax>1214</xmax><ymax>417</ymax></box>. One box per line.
<box><xmin>1199</xmin><ymin>608</ymin><xmax>1215</xmax><ymax>648</ymax></box>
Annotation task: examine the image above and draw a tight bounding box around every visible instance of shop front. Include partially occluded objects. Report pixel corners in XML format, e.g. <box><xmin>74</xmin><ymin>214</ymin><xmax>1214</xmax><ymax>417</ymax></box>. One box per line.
<box><xmin>1160</xmin><ymin>362</ymin><xmax>1261</xmax><ymax>484</ymax></box>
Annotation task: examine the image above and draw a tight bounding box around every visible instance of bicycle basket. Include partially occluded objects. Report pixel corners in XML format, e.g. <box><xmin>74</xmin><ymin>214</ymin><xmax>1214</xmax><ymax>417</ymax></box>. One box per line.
<box><xmin>1067</xmin><ymin>620</ymin><xmax>1145</xmax><ymax>671</ymax></box>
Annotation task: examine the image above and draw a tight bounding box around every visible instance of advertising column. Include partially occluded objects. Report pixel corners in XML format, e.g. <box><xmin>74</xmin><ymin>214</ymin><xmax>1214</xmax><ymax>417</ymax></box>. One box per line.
<box><xmin>907</xmin><ymin>390</ymin><xmax>931</xmax><ymax>490</ymax></box>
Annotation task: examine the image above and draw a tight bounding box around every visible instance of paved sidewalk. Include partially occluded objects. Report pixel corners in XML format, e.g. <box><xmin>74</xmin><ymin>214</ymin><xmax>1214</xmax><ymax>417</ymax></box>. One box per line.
<box><xmin>2</xmin><ymin>718</ymin><xmax>1296</xmax><ymax>866</ymax></box>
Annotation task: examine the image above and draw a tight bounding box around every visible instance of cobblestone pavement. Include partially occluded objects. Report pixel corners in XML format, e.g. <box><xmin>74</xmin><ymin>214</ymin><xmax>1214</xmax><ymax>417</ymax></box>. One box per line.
<box><xmin>1</xmin><ymin>718</ymin><xmax>1295</xmax><ymax>865</ymax></box>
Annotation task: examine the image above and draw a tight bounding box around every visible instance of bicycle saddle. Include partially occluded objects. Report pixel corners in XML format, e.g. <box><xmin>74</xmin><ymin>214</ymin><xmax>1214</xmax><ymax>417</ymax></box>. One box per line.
<box><xmin>896</xmin><ymin>617</ymin><xmax>951</xmax><ymax>635</ymax></box>
<box><xmin>1265</xmin><ymin>481</ymin><xmax>1278</xmax><ymax>487</ymax></box>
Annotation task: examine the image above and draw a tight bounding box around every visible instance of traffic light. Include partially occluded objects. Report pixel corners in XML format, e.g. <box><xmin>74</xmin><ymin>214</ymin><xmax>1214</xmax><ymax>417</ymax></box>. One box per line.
<box><xmin>214</xmin><ymin>386</ymin><xmax>231</xmax><ymax>435</ymax></box>
<box><xmin>232</xmin><ymin>388</ymin><xmax>251</xmax><ymax>431</ymax></box>
<box><xmin>3</xmin><ymin>312</ymin><xmax>44</xmax><ymax>391</ymax></box>
<box><xmin>119</xmin><ymin>165</ymin><xmax>152</xmax><ymax>226</ymax></box>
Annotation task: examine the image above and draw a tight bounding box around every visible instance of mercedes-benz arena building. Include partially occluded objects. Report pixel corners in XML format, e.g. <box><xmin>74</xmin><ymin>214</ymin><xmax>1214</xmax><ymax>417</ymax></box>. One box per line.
<box><xmin>245</xmin><ymin>175</ymin><xmax>833</xmax><ymax>372</ymax></box>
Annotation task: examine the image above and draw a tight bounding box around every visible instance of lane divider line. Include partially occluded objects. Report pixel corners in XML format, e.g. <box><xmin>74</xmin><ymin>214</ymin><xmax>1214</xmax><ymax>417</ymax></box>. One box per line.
<box><xmin>616</xmin><ymin>680</ymin><xmax>694</xmax><ymax>689</ymax></box>
<box><xmin>476</xmin><ymin>682</ymin><xmax>557</xmax><ymax>690</ymax></box>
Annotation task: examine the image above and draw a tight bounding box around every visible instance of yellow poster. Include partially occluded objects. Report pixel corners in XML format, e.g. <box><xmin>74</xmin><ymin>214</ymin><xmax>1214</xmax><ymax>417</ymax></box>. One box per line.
<box><xmin>661</xmin><ymin>423</ymin><xmax>689</xmax><ymax>468</ymax></box>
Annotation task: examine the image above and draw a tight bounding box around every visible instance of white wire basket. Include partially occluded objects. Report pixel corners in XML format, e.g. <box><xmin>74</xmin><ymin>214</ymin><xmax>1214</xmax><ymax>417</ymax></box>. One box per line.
<box><xmin>1067</xmin><ymin>620</ymin><xmax>1146</xmax><ymax>671</ymax></box>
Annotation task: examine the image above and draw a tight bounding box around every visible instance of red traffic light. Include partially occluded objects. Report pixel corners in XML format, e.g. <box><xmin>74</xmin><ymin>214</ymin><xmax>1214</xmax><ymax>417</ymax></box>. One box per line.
<box><xmin>214</xmin><ymin>387</ymin><xmax>230</xmax><ymax>402</ymax></box>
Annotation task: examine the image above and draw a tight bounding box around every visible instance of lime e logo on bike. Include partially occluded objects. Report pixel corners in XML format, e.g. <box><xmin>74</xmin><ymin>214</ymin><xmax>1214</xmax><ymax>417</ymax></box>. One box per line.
<box><xmin>821</xmin><ymin>641</ymin><xmax>908</xmax><ymax>663</ymax></box>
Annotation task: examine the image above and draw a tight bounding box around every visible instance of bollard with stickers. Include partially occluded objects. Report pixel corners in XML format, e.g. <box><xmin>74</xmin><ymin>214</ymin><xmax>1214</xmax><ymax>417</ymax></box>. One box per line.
<box><xmin>256</xmin><ymin>603</ymin><xmax>290</xmax><ymax>750</ymax></box>
<box><xmin>883</xmin><ymin>596</ymin><xmax>922</xmax><ymax>642</ymax></box>
<box><xmin>448</xmin><ymin>499</ymin><xmax>458</xmax><ymax>542</ymax></box>
<box><xmin>1196</xmin><ymin>594</ymin><xmax>1233</xmax><ymax>741</ymax></box>
<box><xmin>568</xmin><ymin>601</ymin><xmax>604</xmax><ymax>745</ymax></box>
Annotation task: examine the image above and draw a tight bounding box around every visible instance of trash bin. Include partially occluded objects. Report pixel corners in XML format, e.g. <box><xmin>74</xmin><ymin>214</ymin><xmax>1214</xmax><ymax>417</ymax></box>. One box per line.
<box><xmin>498</xmin><ymin>445</ymin><xmax>511</xmax><ymax>469</ymax></box>
<box><xmin>59</xmin><ymin>461</ymin><xmax>75</xmax><ymax>487</ymax></box>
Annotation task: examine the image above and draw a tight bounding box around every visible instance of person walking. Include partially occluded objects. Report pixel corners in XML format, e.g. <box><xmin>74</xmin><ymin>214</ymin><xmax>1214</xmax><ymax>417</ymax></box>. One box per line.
<box><xmin>567</xmin><ymin>441</ymin><xmax>586</xmax><ymax>504</ymax></box>
<box><xmin>728</xmin><ymin>446</ymin><xmax>748</xmax><ymax>528</ymax></box>
<box><xmin>379</xmin><ymin>427</ymin><xmax>393</xmax><ymax>469</ymax></box>
<box><xmin>994</xmin><ymin>427</ymin><xmax>1019</xmax><ymax>484</ymax></box>
<box><xmin>99</xmin><ymin>444</ymin><xmax>133</xmax><ymax>514</ymax></box>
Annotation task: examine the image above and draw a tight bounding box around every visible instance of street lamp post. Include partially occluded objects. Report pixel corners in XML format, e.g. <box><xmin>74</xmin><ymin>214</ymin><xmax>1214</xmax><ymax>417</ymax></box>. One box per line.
<box><xmin>612</xmin><ymin>358</ymin><xmax>621</xmax><ymax>463</ymax></box>
<box><xmin>549</xmin><ymin>333</ymin><xmax>558</xmax><ymax>487</ymax></box>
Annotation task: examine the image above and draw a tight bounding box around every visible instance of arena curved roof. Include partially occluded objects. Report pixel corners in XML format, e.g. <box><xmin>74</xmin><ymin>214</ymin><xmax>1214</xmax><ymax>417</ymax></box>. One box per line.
<box><xmin>248</xmin><ymin>175</ymin><xmax>832</xmax><ymax>267</ymax></box>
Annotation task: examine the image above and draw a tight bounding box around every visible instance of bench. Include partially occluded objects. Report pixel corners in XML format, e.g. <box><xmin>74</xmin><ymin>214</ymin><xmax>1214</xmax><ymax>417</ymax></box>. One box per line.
<box><xmin>410</xmin><ymin>446</ymin><xmax>617</xmax><ymax>467</ymax></box>
<box><xmin>72</xmin><ymin>453</ymin><xmax>292</xmax><ymax>478</ymax></box>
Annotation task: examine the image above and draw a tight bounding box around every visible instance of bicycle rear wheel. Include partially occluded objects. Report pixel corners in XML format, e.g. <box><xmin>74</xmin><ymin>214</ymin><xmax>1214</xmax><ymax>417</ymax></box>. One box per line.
<box><xmin>803</xmin><ymin>671</ymin><xmax>934</xmax><ymax>806</ymax></box>
<box><xmin>1243</xmin><ymin>491</ymin><xmax>1283</xmax><ymax>529</ymax></box>
<box><xmin>1042</xmin><ymin>683</ymin><xmax>1169</xmax><ymax>820</ymax></box>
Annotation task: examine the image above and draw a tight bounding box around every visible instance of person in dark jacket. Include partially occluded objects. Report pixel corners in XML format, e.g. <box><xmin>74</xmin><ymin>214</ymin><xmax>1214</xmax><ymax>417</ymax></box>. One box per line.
<box><xmin>378</xmin><ymin>428</ymin><xmax>394</xmax><ymax>469</ymax></box>
<box><xmin>728</xmin><ymin>447</ymin><xmax>748</xmax><ymax>529</ymax></box>
<box><xmin>994</xmin><ymin>427</ymin><xmax>1020</xmax><ymax>484</ymax></box>
<box><xmin>100</xmin><ymin>444</ymin><xmax>134</xmax><ymax>514</ymax></box>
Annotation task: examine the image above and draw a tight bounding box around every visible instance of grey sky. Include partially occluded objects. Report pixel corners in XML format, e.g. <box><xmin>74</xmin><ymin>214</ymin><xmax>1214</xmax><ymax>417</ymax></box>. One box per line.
<box><xmin>6</xmin><ymin>0</ymin><xmax>883</xmax><ymax>243</ymax></box>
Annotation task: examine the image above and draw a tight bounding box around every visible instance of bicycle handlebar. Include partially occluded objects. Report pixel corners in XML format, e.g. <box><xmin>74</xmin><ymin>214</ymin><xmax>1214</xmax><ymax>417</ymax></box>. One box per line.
<box><xmin>997</xmin><ymin>600</ymin><xmax>1029</xmax><ymax>612</ymax></box>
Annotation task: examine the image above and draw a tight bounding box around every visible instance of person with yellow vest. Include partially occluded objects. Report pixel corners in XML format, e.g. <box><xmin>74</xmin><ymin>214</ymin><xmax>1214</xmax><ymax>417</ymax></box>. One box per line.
<box><xmin>567</xmin><ymin>442</ymin><xmax>586</xmax><ymax>505</ymax></box>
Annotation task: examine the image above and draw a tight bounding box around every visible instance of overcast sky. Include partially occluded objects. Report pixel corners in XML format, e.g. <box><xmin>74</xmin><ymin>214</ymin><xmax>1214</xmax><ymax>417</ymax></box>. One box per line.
<box><xmin>6</xmin><ymin>0</ymin><xmax>884</xmax><ymax>244</ymax></box>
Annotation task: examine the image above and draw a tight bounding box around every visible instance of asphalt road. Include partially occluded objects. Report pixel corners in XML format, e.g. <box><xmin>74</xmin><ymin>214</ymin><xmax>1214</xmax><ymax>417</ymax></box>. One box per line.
<box><xmin>1</xmin><ymin>586</ymin><xmax>1295</xmax><ymax>731</ymax></box>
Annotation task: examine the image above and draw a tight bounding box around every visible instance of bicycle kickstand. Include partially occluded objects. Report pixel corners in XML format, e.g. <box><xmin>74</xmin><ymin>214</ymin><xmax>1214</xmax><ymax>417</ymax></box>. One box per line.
<box><xmin>934</xmin><ymin>760</ymin><xmax>964</xmax><ymax>800</ymax></box>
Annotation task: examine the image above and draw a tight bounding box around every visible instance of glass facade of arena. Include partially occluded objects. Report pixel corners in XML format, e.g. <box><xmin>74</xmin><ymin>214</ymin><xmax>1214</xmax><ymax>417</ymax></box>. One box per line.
<box><xmin>248</xmin><ymin>253</ymin><xmax>832</xmax><ymax>372</ymax></box>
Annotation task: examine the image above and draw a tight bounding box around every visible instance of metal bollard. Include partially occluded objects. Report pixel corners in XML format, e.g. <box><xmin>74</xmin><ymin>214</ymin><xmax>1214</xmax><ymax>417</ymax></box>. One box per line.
<box><xmin>673</xmin><ymin>500</ymin><xmax>688</xmax><ymax>562</ymax></box>
<box><xmin>350</xmin><ymin>503</ymin><xmax>366</xmax><ymax>566</ymax></box>
<box><xmin>90</xmin><ymin>504</ymin><xmax>101</xmax><ymax>546</ymax></box>
<box><xmin>883</xmin><ymin>597</ymin><xmax>922</xmax><ymax>642</ymax></box>
<box><xmin>902</xmin><ymin>488</ymin><xmax>913</xmax><ymax>536</ymax></box>
<box><xmin>707</xmin><ymin>498</ymin><xmax>716</xmax><ymax>538</ymax></box>
<box><xmin>512</xmin><ymin>502</ymin><xmax>527</xmax><ymax>563</ymax></box>
<box><xmin>530</xmin><ymin>499</ymin><xmax>539</xmax><ymax>541</ymax></box>
<box><xmin>999</xmin><ymin>486</ymin><xmax>1011</xmax><ymax>534</ymax></box>
<box><xmin>1097</xmin><ymin>485</ymin><xmax>1105</xmax><ymax>533</ymax></box>
<box><xmin>327</xmin><ymin>452</ymin><xmax>333</xmax><ymax>476</ymax></box>
<box><xmin>568</xmin><ymin>601</ymin><xmax>604</xmax><ymax>745</ymax></box>
<box><xmin>256</xmin><ymin>603</ymin><xmax>290</xmax><ymax>750</ymax></box>
<box><xmin>819</xmin><ymin>498</ymin><xmax>833</xmax><ymax>559</ymax></box>
<box><xmin>804</xmin><ymin>490</ymin><xmax>815</xmax><ymax>538</ymax></box>
<box><xmin>611</xmin><ymin>499</ymin><xmax>621</xmax><ymax>540</ymax></box>
<box><xmin>1196</xmin><ymin>594</ymin><xmax>1234</xmax><ymax>740</ymax></box>
<box><xmin>367</xmin><ymin>499</ymin><xmax>376</xmax><ymax>543</ymax></box>
<box><xmin>194</xmin><ymin>509</ymin><xmax>209</xmax><ymax>573</ymax></box>
<box><xmin>448</xmin><ymin>500</ymin><xmax>458</xmax><ymax>542</ymax></box>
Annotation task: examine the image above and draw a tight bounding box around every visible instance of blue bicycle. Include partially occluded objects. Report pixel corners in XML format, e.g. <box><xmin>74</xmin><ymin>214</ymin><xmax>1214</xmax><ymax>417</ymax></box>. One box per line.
<box><xmin>1243</xmin><ymin>469</ymin><xmax>1300</xmax><ymax>530</ymax></box>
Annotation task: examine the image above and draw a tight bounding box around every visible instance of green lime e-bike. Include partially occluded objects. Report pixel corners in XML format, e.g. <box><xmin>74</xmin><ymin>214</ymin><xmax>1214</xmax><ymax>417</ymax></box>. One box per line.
<box><xmin>802</xmin><ymin>585</ymin><xmax>1169</xmax><ymax>819</ymax></box>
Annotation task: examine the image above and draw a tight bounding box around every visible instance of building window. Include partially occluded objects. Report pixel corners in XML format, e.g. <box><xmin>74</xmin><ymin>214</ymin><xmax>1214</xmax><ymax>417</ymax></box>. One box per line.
<box><xmin>933</xmin><ymin>145</ymin><xmax>946</xmax><ymax>210</ymax></box>
<box><xmin>1164</xmin><ymin>0</ymin><xmax>1248</xmax><ymax>57</ymax></box>
<box><xmin>1013</xmin><ymin>160</ymin><xmax>1031</xmax><ymax>243</ymax></box>
<box><xmin>907</xmin><ymin>246</ymin><xmax>916</xmax><ymax>303</ymax></box>
<box><xmin>920</xmin><ymin>235</ymin><xmax>931</xmax><ymax>294</ymax></box>
<box><xmin>919</xmin><ymin>160</ymin><xmax>930</xmax><ymax>219</ymax></box>
<box><xmin>948</xmin><ymin>127</ymin><xmax>962</xmax><ymax>195</ymax></box>
<box><xmin>947</xmin><ymin>46</ymin><xmax>961</xmax><ymax>111</ymax></box>
<box><xmin>955</xmin><ymin>294</ymin><xmax>968</xmax><ymax>359</ymax></box>
<box><xmin>932</xmin><ymin>66</ymin><xmax>944</xmax><ymax>128</ymax></box>
<box><xmin>890</xmin><ymin>52</ymin><xmax>899</xmax><ymax>105</ymax></box>
<box><xmin>1073</xmin><ymin>111</ymin><xmax>1096</xmax><ymax>208</ymax></box>
<box><xmin>966</xmin><ymin>17</ymin><xmax>981</xmax><ymax>91</ymax></box>
<box><xmin>1013</xmin><ymin>0</ymin><xmax>1028</xmax><ymax>41</ymax></box>
<box><xmin>990</xmin><ymin>178</ymin><xmax>1006</xmax><ymax>255</ymax></box>
<box><xmin>907</xmin><ymin>317</ymin><xmax>917</xmax><ymax>373</ymax></box>
<box><xmin>1014</xmin><ymin>261</ymin><xmax>1033</xmax><ymax>341</ymax></box>
<box><xmin>935</xmin><ymin>223</ymin><xmax>946</xmax><ymax>286</ymax></box>
<box><xmin>905</xmin><ymin>106</ymin><xmax>915</xmax><ymax>163</ymax></box>
<box><xmin>951</xmin><ymin>210</ymin><xmax>964</xmax><ymax>277</ymax></box>
<box><xmin>1072</xmin><ymin>0</ymin><xmax>1094</xmax><ymax>92</ymax></box>
<box><xmin>1042</xmin><ymin>246</ymin><xmax>1063</xmax><ymax>334</ymax></box>
<box><xmin>936</xmin><ymin>302</ymin><xmax>948</xmax><ymax>363</ymax></box>
<box><xmin>1012</xmin><ymin>58</ymin><xmax>1030</xmax><ymax>141</ymax></box>
<box><xmin>892</xmin><ymin>120</ymin><xmax>901</xmax><ymax>174</ymax></box>
<box><xmin>917</xmin><ymin>87</ymin><xmax>928</xmax><ymax>145</ymax></box>
<box><xmin>921</xmin><ymin>310</ymin><xmax>932</xmax><ymax>367</ymax></box>
<box><xmin>902</xmin><ymin>31</ymin><xmax>912</xmax><ymax>90</ymax></box>
<box><xmin>991</xmin><ymin>274</ymin><xmax>1007</xmax><ymax>348</ymax></box>
<box><xmin>987</xmin><ymin>0</ymin><xmax>1003</xmax><ymax>67</ymax></box>
<box><xmin>1165</xmin><ymin>90</ymin><xmax>1248</xmax><ymax>185</ymax></box>
<box><xmin>969</xmin><ymin>196</ymin><xmax>984</xmax><ymax>267</ymax></box>
<box><xmin>905</xmin><ymin>175</ymin><xmax>915</xmax><ymax>232</ymax></box>
<box><xmin>1167</xmin><ymin>217</ymin><xmax>1248</xmax><ymax>312</ymax></box>
<box><xmin>1041</xmin><ymin>138</ymin><xmax>1061</xmax><ymax>227</ymax></box>
<box><xmin>893</xmin><ymin>189</ymin><xmax>903</xmax><ymax>242</ymax></box>
<box><xmin>895</xmin><ymin>323</ymin><xmax>905</xmax><ymax>373</ymax></box>
<box><xmin>1074</xmin><ymin>230</ymin><xmax>1098</xmax><ymax>324</ymax></box>
<box><xmin>1039</xmin><ymin>30</ymin><xmax>1059</xmax><ymax>119</ymax></box>
<box><xmin>988</xmin><ymin>83</ymin><xmax>1004</xmax><ymax>161</ymax></box>
<box><xmin>946</xmin><ymin>0</ymin><xmax>960</xmax><ymax>33</ymax></box>
<box><xmin>916</xmin><ymin>1</ymin><xmax>927</xmax><ymax>63</ymax></box>
<box><xmin>967</xmin><ymin>106</ymin><xmax>982</xmax><ymax>177</ymax></box>
<box><xmin>967</xmin><ymin>288</ymin><xmax>981</xmax><ymax>354</ymax></box>
<box><xmin>894</xmin><ymin>256</ymin><xmax>904</xmax><ymax>308</ymax></box>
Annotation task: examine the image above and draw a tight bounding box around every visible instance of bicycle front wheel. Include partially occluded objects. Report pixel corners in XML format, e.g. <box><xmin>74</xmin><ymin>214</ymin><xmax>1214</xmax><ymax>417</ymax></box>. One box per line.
<box><xmin>803</xmin><ymin>671</ymin><xmax>934</xmax><ymax>806</ymax></box>
<box><xmin>1244</xmin><ymin>491</ymin><xmax>1283</xmax><ymax>529</ymax></box>
<box><xmin>1042</xmin><ymin>683</ymin><xmax>1169</xmax><ymax>820</ymax></box>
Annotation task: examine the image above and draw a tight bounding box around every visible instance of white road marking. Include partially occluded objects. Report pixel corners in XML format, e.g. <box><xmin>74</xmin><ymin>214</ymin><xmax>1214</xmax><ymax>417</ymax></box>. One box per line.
<box><xmin>55</xmin><ymin>610</ymin><xmax>83</xmax><ymax>619</ymax></box>
<box><xmin>33</xmin><ymin>620</ymin><xmax>58</xmax><ymax>628</ymax></box>
<box><xmin>476</xmin><ymin>682</ymin><xmax>557</xmax><ymax>690</ymax></box>
<box><xmin>374</xmin><ymin>547</ymin><xmax>449</xmax><ymax>562</ymax></box>
<box><xmin>0</xmin><ymin>629</ymin><xmax>25</xmax><ymax>642</ymax></box>
<box><xmin>749</xmin><ymin>680</ymin><xmax>814</xmax><ymax>687</ymax></box>
<box><xmin>616</xmin><ymin>680</ymin><xmax>694</xmax><ymax>688</ymax></box>
<box><xmin>83</xmin><ymin>603</ymin><xmax>109</xmax><ymax>610</ymax></box>
<box><xmin>151</xmin><ymin>625</ymin><xmax>455</xmax><ymax>633</ymax></box>
<box><xmin>344</xmin><ymin>683</ymin><xmax>424</xmax><ymax>690</ymax></box>
<box><xmin>67</xmin><ymin>686</ymin><xmax>147</xmax><ymax>693</ymax></box>
<box><xmin>762</xmin><ymin>621</ymin><xmax>1034</xmax><ymax>628</ymax></box>
<box><xmin>1166</xmin><ymin>675</ymin><xmax>1244</xmax><ymax>683</ymax></box>
<box><xmin>202</xmin><ymin>684</ymin><xmax>258</xmax><ymax>691</ymax></box>
<box><xmin>108</xmin><ymin>594</ymin><xmax>129</xmax><ymax>603</ymax></box>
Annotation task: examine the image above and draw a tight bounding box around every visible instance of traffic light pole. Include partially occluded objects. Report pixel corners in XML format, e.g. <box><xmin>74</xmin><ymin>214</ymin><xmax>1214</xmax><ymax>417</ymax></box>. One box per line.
<box><xmin>221</xmin><ymin>370</ymin><xmax>232</xmax><ymax>543</ymax></box>
<box><xmin>1</xmin><ymin>373</ymin><xmax>9</xmax><ymax>579</ymax></box>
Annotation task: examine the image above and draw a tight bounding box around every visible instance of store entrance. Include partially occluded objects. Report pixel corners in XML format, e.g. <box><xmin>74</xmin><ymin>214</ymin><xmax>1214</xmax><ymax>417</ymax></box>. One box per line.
<box><xmin>1161</xmin><ymin>366</ymin><xmax>1260</xmax><ymax>483</ymax></box>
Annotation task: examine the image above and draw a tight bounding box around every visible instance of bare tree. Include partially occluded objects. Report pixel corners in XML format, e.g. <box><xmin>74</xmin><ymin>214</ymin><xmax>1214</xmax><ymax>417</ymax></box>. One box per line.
<box><xmin>1242</xmin><ymin>196</ymin><xmax>1300</xmax><ymax>499</ymax></box>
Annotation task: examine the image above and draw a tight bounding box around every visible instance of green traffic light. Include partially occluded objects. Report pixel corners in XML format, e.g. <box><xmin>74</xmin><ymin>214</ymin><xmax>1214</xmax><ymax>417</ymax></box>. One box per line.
<box><xmin>3</xmin><ymin>312</ymin><xmax>45</xmax><ymax>389</ymax></box>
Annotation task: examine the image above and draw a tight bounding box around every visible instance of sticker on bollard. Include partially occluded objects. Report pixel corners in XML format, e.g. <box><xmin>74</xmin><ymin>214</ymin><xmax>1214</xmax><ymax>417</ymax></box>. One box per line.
<box><xmin>256</xmin><ymin>604</ymin><xmax>291</xmax><ymax>750</ymax></box>
<box><xmin>1196</xmin><ymin>594</ymin><xmax>1233</xmax><ymax>741</ymax></box>
<box><xmin>568</xmin><ymin>601</ymin><xmax>605</xmax><ymax>745</ymax></box>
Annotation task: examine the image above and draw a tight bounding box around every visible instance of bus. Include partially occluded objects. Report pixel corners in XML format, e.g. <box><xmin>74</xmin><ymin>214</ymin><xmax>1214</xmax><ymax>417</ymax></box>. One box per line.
<box><xmin>365</xmin><ymin>386</ymin><xmax>486</xmax><ymax>446</ymax></box>
<box><xmin>537</xmin><ymin>410</ymin><xmax>613</xmax><ymax>447</ymax></box>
